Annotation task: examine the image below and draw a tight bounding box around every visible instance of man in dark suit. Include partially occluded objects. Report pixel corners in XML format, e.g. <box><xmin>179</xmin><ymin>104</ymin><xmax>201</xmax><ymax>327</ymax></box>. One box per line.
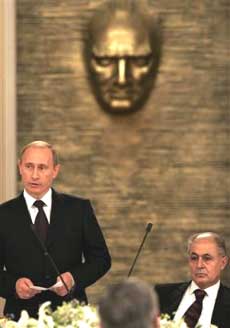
<box><xmin>155</xmin><ymin>232</ymin><xmax>230</xmax><ymax>328</ymax></box>
<box><xmin>0</xmin><ymin>140</ymin><xmax>111</xmax><ymax>320</ymax></box>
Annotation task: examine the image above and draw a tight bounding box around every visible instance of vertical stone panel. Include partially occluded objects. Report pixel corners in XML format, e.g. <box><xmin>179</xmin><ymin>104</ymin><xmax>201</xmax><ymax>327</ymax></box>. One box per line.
<box><xmin>17</xmin><ymin>0</ymin><xmax>230</xmax><ymax>302</ymax></box>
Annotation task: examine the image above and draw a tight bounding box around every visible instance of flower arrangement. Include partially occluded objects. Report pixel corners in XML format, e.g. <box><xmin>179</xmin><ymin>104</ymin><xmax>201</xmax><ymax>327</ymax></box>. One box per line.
<box><xmin>160</xmin><ymin>314</ymin><xmax>218</xmax><ymax>328</ymax></box>
<box><xmin>0</xmin><ymin>301</ymin><xmax>218</xmax><ymax>328</ymax></box>
<box><xmin>0</xmin><ymin>301</ymin><xmax>99</xmax><ymax>328</ymax></box>
<box><xmin>160</xmin><ymin>314</ymin><xmax>189</xmax><ymax>328</ymax></box>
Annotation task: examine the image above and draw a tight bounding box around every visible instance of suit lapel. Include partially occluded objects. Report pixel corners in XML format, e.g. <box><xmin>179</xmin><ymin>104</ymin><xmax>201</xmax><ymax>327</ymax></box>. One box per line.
<box><xmin>211</xmin><ymin>284</ymin><xmax>230</xmax><ymax>325</ymax></box>
<box><xmin>168</xmin><ymin>283</ymin><xmax>189</xmax><ymax>316</ymax></box>
<box><xmin>46</xmin><ymin>190</ymin><xmax>64</xmax><ymax>247</ymax></box>
<box><xmin>15</xmin><ymin>193</ymin><xmax>33</xmax><ymax>225</ymax></box>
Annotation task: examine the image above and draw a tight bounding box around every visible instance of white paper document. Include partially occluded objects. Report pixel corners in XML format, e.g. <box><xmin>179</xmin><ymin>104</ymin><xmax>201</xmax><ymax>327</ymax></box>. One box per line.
<box><xmin>30</xmin><ymin>281</ymin><xmax>63</xmax><ymax>291</ymax></box>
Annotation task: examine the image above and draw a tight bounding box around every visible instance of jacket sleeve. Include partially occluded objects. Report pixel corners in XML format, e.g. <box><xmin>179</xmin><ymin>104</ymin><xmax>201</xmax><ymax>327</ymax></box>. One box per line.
<box><xmin>0</xmin><ymin>209</ymin><xmax>18</xmax><ymax>298</ymax></box>
<box><xmin>69</xmin><ymin>199</ymin><xmax>111</xmax><ymax>289</ymax></box>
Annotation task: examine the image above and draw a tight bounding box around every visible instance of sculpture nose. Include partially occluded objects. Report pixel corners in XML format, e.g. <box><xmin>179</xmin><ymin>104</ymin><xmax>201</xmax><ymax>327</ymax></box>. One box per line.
<box><xmin>117</xmin><ymin>58</ymin><xmax>127</xmax><ymax>85</ymax></box>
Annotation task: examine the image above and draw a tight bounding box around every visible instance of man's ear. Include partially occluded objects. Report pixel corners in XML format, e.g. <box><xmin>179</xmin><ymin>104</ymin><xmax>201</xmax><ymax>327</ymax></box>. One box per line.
<box><xmin>18</xmin><ymin>159</ymin><xmax>22</xmax><ymax>175</ymax></box>
<box><xmin>221</xmin><ymin>256</ymin><xmax>228</xmax><ymax>270</ymax></box>
<box><xmin>153</xmin><ymin>315</ymin><xmax>161</xmax><ymax>328</ymax></box>
<box><xmin>53</xmin><ymin>164</ymin><xmax>61</xmax><ymax>179</ymax></box>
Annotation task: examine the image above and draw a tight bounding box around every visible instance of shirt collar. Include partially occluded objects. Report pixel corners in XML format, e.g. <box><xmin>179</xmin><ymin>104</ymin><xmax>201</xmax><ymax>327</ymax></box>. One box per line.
<box><xmin>189</xmin><ymin>280</ymin><xmax>220</xmax><ymax>297</ymax></box>
<box><xmin>23</xmin><ymin>188</ymin><xmax>52</xmax><ymax>208</ymax></box>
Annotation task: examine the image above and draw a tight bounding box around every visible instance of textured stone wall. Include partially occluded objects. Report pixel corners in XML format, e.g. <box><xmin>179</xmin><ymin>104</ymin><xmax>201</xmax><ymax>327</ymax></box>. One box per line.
<box><xmin>17</xmin><ymin>0</ymin><xmax>230</xmax><ymax>302</ymax></box>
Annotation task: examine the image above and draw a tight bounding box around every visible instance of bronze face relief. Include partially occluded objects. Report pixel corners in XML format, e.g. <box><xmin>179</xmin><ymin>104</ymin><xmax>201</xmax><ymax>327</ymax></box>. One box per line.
<box><xmin>84</xmin><ymin>1</ymin><xmax>162</xmax><ymax>114</ymax></box>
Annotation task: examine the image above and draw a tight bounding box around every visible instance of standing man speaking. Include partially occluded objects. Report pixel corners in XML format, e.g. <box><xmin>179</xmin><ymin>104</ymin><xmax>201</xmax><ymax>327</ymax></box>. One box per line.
<box><xmin>0</xmin><ymin>141</ymin><xmax>111</xmax><ymax>320</ymax></box>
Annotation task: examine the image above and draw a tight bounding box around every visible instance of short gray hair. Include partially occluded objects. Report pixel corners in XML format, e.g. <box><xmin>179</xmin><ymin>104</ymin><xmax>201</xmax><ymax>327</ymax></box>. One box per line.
<box><xmin>187</xmin><ymin>232</ymin><xmax>227</xmax><ymax>256</ymax></box>
<box><xmin>19</xmin><ymin>140</ymin><xmax>59</xmax><ymax>166</ymax></box>
<box><xmin>99</xmin><ymin>278</ymin><xmax>159</xmax><ymax>328</ymax></box>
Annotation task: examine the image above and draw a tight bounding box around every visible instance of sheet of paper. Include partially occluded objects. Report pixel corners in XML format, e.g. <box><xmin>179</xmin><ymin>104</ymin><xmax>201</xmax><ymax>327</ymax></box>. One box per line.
<box><xmin>30</xmin><ymin>281</ymin><xmax>63</xmax><ymax>291</ymax></box>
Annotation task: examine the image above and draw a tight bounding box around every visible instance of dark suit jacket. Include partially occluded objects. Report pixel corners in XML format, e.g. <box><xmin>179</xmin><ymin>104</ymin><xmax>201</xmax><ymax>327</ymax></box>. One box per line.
<box><xmin>155</xmin><ymin>282</ymin><xmax>230</xmax><ymax>328</ymax></box>
<box><xmin>0</xmin><ymin>190</ymin><xmax>111</xmax><ymax>319</ymax></box>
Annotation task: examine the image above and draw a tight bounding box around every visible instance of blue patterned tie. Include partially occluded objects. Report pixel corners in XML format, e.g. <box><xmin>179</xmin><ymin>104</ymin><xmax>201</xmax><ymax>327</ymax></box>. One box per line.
<box><xmin>33</xmin><ymin>200</ymin><xmax>48</xmax><ymax>243</ymax></box>
<box><xmin>183</xmin><ymin>289</ymin><xmax>206</xmax><ymax>328</ymax></box>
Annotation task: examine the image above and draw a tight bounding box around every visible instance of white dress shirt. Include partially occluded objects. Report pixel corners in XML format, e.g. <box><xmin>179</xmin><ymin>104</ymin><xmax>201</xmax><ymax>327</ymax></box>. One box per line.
<box><xmin>23</xmin><ymin>188</ymin><xmax>52</xmax><ymax>224</ymax></box>
<box><xmin>174</xmin><ymin>280</ymin><xmax>220</xmax><ymax>328</ymax></box>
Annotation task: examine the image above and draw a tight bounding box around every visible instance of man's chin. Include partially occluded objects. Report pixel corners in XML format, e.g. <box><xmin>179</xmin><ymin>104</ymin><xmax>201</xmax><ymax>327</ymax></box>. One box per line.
<box><xmin>26</xmin><ymin>187</ymin><xmax>44</xmax><ymax>198</ymax></box>
<box><xmin>194</xmin><ymin>275</ymin><xmax>209</xmax><ymax>288</ymax></box>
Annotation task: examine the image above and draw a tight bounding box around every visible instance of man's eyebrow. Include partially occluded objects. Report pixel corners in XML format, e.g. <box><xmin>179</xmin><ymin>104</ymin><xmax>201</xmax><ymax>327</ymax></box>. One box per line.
<box><xmin>190</xmin><ymin>252</ymin><xmax>212</xmax><ymax>256</ymax></box>
<box><xmin>24</xmin><ymin>162</ymin><xmax>48</xmax><ymax>166</ymax></box>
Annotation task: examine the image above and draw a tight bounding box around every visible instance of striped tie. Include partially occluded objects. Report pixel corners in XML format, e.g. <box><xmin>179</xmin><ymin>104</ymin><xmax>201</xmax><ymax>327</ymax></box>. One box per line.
<box><xmin>183</xmin><ymin>289</ymin><xmax>206</xmax><ymax>328</ymax></box>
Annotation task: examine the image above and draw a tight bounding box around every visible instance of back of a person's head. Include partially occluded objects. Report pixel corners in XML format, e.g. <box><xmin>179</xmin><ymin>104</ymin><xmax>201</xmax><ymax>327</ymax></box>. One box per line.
<box><xmin>98</xmin><ymin>278</ymin><xmax>159</xmax><ymax>328</ymax></box>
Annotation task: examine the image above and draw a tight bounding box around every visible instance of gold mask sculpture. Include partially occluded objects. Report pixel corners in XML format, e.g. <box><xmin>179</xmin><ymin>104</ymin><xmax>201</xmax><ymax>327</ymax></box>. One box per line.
<box><xmin>84</xmin><ymin>1</ymin><xmax>162</xmax><ymax>114</ymax></box>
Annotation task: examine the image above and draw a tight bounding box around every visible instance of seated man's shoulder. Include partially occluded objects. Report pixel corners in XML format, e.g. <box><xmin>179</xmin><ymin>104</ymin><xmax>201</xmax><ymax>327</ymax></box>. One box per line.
<box><xmin>221</xmin><ymin>283</ymin><xmax>230</xmax><ymax>291</ymax></box>
<box><xmin>155</xmin><ymin>282</ymin><xmax>188</xmax><ymax>294</ymax></box>
<box><xmin>155</xmin><ymin>282</ymin><xmax>189</xmax><ymax>291</ymax></box>
<box><xmin>220</xmin><ymin>283</ymin><xmax>230</xmax><ymax>301</ymax></box>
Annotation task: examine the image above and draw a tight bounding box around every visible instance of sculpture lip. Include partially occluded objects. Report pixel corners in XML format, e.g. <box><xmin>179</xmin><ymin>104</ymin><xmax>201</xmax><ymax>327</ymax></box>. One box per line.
<box><xmin>109</xmin><ymin>88</ymin><xmax>132</xmax><ymax>98</ymax></box>
<box><xmin>111</xmin><ymin>93</ymin><xmax>130</xmax><ymax>100</ymax></box>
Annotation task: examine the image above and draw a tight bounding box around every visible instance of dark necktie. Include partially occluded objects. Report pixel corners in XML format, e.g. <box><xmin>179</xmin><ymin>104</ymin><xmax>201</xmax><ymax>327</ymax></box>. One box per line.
<box><xmin>183</xmin><ymin>289</ymin><xmax>206</xmax><ymax>328</ymax></box>
<box><xmin>33</xmin><ymin>200</ymin><xmax>48</xmax><ymax>243</ymax></box>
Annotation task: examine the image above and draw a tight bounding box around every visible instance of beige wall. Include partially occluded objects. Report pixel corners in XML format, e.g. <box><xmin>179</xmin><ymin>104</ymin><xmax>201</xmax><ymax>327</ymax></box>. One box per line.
<box><xmin>16</xmin><ymin>0</ymin><xmax>230</xmax><ymax>304</ymax></box>
<box><xmin>0</xmin><ymin>0</ymin><xmax>17</xmax><ymax>316</ymax></box>
<box><xmin>0</xmin><ymin>0</ymin><xmax>17</xmax><ymax>203</ymax></box>
<box><xmin>0</xmin><ymin>0</ymin><xmax>229</xmax><ymax>317</ymax></box>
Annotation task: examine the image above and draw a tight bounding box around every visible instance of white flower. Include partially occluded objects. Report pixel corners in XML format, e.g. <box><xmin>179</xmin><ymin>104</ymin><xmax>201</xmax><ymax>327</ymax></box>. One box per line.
<box><xmin>160</xmin><ymin>314</ymin><xmax>189</xmax><ymax>328</ymax></box>
<box><xmin>0</xmin><ymin>302</ymin><xmax>218</xmax><ymax>328</ymax></box>
<box><xmin>160</xmin><ymin>314</ymin><xmax>219</xmax><ymax>328</ymax></box>
<box><xmin>37</xmin><ymin>302</ymin><xmax>54</xmax><ymax>328</ymax></box>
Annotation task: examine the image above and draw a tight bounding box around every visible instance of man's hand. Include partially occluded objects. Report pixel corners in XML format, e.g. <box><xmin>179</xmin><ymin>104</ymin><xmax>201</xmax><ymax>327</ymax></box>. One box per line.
<box><xmin>15</xmin><ymin>277</ymin><xmax>41</xmax><ymax>299</ymax></box>
<box><xmin>51</xmin><ymin>272</ymin><xmax>75</xmax><ymax>297</ymax></box>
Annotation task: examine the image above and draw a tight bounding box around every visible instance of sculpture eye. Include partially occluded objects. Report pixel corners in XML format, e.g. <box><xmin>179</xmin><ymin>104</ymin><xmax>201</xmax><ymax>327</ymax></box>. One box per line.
<box><xmin>93</xmin><ymin>55</ymin><xmax>113</xmax><ymax>67</ymax></box>
<box><xmin>132</xmin><ymin>56</ymin><xmax>152</xmax><ymax>67</ymax></box>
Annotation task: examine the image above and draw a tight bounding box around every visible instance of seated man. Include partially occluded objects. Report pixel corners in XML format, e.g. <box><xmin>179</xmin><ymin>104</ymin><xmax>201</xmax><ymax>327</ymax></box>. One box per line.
<box><xmin>98</xmin><ymin>278</ymin><xmax>160</xmax><ymax>328</ymax></box>
<box><xmin>155</xmin><ymin>232</ymin><xmax>230</xmax><ymax>328</ymax></box>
